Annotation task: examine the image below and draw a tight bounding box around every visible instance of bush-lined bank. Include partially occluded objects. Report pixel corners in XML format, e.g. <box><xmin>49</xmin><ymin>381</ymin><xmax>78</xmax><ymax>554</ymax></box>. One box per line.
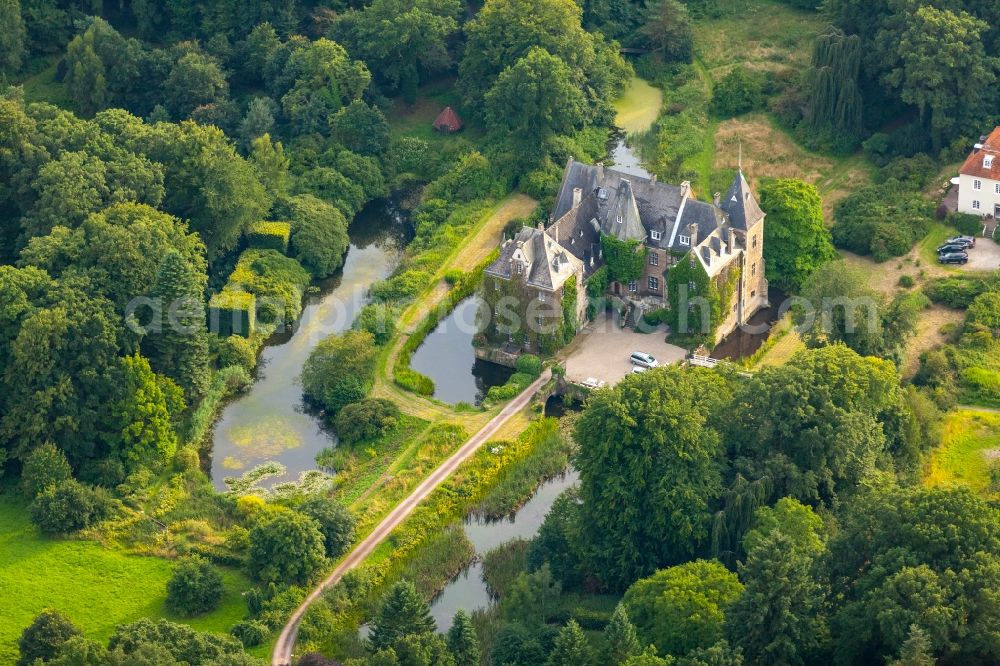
<box><xmin>295</xmin><ymin>418</ymin><xmax>569</xmax><ymax>660</ymax></box>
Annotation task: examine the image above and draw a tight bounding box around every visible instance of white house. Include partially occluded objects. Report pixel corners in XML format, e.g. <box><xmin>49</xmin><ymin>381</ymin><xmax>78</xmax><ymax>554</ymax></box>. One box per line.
<box><xmin>958</xmin><ymin>127</ymin><xmax>1000</xmax><ymax>218</ymax></box>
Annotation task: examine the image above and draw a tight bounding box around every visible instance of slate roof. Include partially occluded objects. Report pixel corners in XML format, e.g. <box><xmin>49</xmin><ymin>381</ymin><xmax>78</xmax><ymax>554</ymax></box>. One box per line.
<box><xmin>720</xmin><ymin>171</ymin><xmax>765</xmax><ymax>230</ymax></box>
<box><xmin>959</xmin><ymin>127</ymin><xmax>1000</xmax><ymax>180</ymax></box>
<box><xmin>552</xmin><ymin>159</ymin><xmax>759</xmax><ymax>254</ymax></box>
<box><xmin>485</xmin><ymin>226</ymin><xmax>581</xmax><ymax>291</ymax></box>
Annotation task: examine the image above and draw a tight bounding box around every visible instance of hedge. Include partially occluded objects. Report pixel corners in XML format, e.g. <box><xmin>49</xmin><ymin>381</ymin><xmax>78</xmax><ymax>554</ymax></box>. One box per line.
<box><xmin>209</xmin><ymin>290</ymin><xmax>256</xmax><ymax>337</ymax></box>
<box><xmin>246</xmin><ymin>221</ymin><xmax>292</xmax><ymax>253</ymax></box>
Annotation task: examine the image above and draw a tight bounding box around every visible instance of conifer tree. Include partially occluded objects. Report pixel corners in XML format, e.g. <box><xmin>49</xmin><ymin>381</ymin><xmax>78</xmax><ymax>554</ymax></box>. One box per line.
<box><xmin>369</xmin><ymin>581</ymin><xmax>436</xmax><ymax>652</ymax></box>
<box><xmin>144</xmin><ymin>251</ymin><xmax>210</xmax><ymax>400</ymax></box>
<box><xmin>603</xmin><ymin>604</ymin><xmax>641</xmax><ymax>665</ymax></box>
<box><xmin>0</xmin><ymin>0</ymin><xmax>25</xmax><ymax>76</ymax></box>
<box><xmin>546</xmin><ymin>620</ymin><xmax>593</xmax><ymax>666</ymax></box>
<box><xmin>446</xmin><ymin>610</ymin><xmax>480</xmax><ymax>666</ymax></box>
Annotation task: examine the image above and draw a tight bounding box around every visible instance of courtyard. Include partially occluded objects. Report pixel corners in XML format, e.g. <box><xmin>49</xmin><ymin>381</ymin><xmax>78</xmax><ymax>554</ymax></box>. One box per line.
<box><xmin>560</xmin><ymin>312</ymin><xmax>688</xmax><ymax>387</ymax></box>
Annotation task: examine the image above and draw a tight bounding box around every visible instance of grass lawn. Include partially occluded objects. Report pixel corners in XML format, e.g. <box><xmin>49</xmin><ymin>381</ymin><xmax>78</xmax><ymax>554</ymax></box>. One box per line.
<box><xmin>385</xmin><ymin>78</ymin><xmax>483</xmax><ymax>147</ymax></box>
<box><xmin>19</xmin><ymin>61</ymin><xmax>73</xmax><ymax>110</ymax></box>
<box><xmin>0</xmin><ymin>492</ymin><xmax>250</xmax><ymax>663</ymax></box>
<box><xmin>614</xmin><ymin>77</ymin><xmax>662</xmax><ymax>135</ymax></box>
<box><xmin>693</xmin><ymin>0</ymin><xmax>824</xmax><ymax>75</ymax></box>
<box><xmin>924</xmin><ymin>409</ymin><xmax>1000</xmax><ymax>494</ymax></box>
<box><xmin>917</xmin><ymin>222</ymin><xmax>962</xmax><ymax>270</ymax></box>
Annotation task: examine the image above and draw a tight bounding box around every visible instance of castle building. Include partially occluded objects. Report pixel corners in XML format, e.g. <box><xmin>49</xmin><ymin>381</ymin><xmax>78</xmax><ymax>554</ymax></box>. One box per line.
<box><xmin>481</xmin><ymin>159</ymin><xmax>768</xmax><ymax>350</ymax></box>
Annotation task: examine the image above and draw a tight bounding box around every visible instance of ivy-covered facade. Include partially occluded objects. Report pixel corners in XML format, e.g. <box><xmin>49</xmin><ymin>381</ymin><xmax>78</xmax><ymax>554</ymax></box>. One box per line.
<box><xmin>481</xmin><ymin>160</ymin><xmax>769</xmax><ymax>352</ymax></box>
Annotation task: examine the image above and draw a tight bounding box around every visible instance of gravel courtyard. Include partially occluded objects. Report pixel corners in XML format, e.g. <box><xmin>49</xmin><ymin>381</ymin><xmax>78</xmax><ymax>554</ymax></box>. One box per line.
<box><xmin>561</xmin><ymin>312</ymin><xmax>687</xmax><ymax>387</ymax></box>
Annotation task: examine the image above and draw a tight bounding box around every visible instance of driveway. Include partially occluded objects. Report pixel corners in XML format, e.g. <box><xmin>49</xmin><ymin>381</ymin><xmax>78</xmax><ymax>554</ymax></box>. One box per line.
<box><xmin>561</xmin><ymin>312</ymin><xmax>687</xmax><ymax>387</ymax></box>
<box><xmin>964</xmin><ymin>236</ymin><xmax>1000</xmax><ymax>271</ymax></box>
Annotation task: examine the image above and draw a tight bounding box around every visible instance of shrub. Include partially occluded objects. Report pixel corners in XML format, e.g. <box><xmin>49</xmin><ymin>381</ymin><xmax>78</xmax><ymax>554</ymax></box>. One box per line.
<box><xmin>17</xmin><ymin>609</ymin><xmax>81</xmax><ymax>666</ymax></box>
<box><xmin>923</xmin><ymin>276</ymin><xmax>991</xmax><ymax>309</ymax></box>
<box><xmin>948</xmin><ymin>212</ymin><xmax>984</xmax><ymax>236</ymax></box>
<box><xmin>370</xmin><ymin>270</ymin><xmax>433</xmax><ymax>302</ymax></box>
<box><xmin>967</xmin><ymin>292</ymin><xmax>1000</xmax><ymax>333</ymax></box>
<box><xmin>174</xmin><ymin>446</ymin><xmax>201</xmax><ymax>472</ymax></box>
<box><xmin>515</xmin><ymin>354</ymin><xmax>542</xmax><ymax>378</ymax></box>
<box><xmin>230</xmin><ymin>620</ymin><xmax>269</xmax><ymax>648</ymax></box>
<box><xmin>21</xmin><ymin>443</ymin><xmax>72</xmax><ymax>498</ymax></box>
<box><xmin>276</xmin><ymin>194</ymin><xmax>350</xmax><ymax>279</ymax></box>
<box><xmin>711</xmin><ymin>67</ymin><xmax>764</xmax><ymax>117</ymax></box>
<box><xmin>248</xmin><ymin>512</ymin><xmax>327</xmax><ymax>585</ymax></box>
<box><xmin>218</xmin><ymin>335</ymin><xmax>257</xmax><ymax>373</ymax></box>
<box><xmin>165</xmin><ymin>556</ymin><xmax>225</xmax><ymax>616</ymax></box>
<box><xmin>897</xmin><ymin>275</ymin><xmax>915</xmax><ymax>288</ymax></box>
<box><xmin>960</xmin><ymin>366</ymin><xmax>1000</xmax><ymax>405</ymax></box>
<box><xmin>299</xmin><ymin>498</ymin><xmax>357</xmax><ymax>558</ymax></box>
<box><xmin>394</xmin><ymin>367</ymin><xmax>435</xmax><ymax>396</ymax></box>
<box><xmin>209</xmin><ymin>290</ymin><xmax>256</xmax><ymax>337</ymax></box>
<box><xmin>29</xmin><ymin>480</ymin><xmax>105</xmax><ymax>534</ymax></box>
<box><xmin>246</xmin><ymin>221</ymin><xmax>291</xmax><ymax>253</ymax></box>
<box><xmin>485</xmin><ymin>372</ymin><xmax>535</xmax><ymax>402</ymax></box>
<box><xmin>354</xmin><ymin>303</ymin><xmax>397</xmax><ymax>346</ymax></box>
<box><xmin>444</xmin><ymin>269</ymin><xmax>464</xmax><ymax>285</ymax></box>
<box><xmin>424</xmin><ymin>151</ymin><xmax>500</xmax><ymax>202</ymax></box>
<box><xmin>225</xmin><ymin>249</ymin><xmax>311</xmax><ymax>326</ymax></box>
<box><xmin>301</xmin><ymin>330</ymin><xmax>377</xmax><ymax>414</ymax></box>
<box><xmin>333</xmin><ymin>398</ymin><xmax>400</xmax><ymax>445</ymax></box>
<box><xmin>832</xmin><ymin>185</ymin><xmax>933</xmax><ymax>261</ymax></box>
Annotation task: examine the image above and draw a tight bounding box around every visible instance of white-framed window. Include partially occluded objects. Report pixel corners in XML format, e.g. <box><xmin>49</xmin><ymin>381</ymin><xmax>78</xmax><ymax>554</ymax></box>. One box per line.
<box><xmin>648</xmin><ymin>276</ymin><xmax>659</xmax><ymax>291</ymax></box>
<box><xmin>986</xmin><ymin>155</ymin><xmax>994</xmax><ymax>168</ymax></box>
<box><xmin>538</xmin><ymin>291</ymin><xmax>546</xmax><ymax>302</ymax></box>
<box><xmin>627</xmin><ymin>280</ymin><xmax>637</xmax><ymax>293</ymax></box>
<box><xmin>616</xmin><ymin>214</ymin><xmax>623</xmax><ymax>224</ymax></box>
<box><xmin>649</xmin><ymin>252</ymin><xmax>659</xmax><ymax>267</ymax></box>
<box><xmin>688</xmin><ymin>280</ymin><xmax>696</xmax><ymax>292</ymax></box>
<box><xmin>995</xmin><ymin>183</ymin><xmax>1000</xmax><ymax>195</ymax></box>
<box><xmin>974</xmin><ymin>179</ymin><xmax>983</xmax><ymax>191</ymax></box>
<box><xmin>974</xmin><ymin>200</ymin><xmax>981</xmax><ymax>210</ymax></box>
<box><xmin>516</xmin><ymin>262</ymin><xmax>523</xmax><ymax>274</ymax></box>
<box><xmin>679</xmin><ymin>234</ymin><xmax>690</xmax><ymax>245</ymax></box>
<box><xmin>651</xmin><ymin>230</ymin><xmax>662</xmax><ymax>241</ymax></box>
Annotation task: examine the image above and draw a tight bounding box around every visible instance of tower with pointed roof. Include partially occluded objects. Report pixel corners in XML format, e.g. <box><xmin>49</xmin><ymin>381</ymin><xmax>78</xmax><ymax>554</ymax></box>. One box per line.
<box><xmin>720</xmin><ymin>170</ymin><xmax>767</xmax><ymax>321</ymax></box>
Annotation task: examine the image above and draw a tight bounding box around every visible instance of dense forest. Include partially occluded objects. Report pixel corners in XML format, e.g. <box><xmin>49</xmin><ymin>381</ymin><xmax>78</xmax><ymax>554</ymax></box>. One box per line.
<box><xmin>4</xmin><ymin>0</ymin><xmax>1000</xmax><ymax>664</ymax></box>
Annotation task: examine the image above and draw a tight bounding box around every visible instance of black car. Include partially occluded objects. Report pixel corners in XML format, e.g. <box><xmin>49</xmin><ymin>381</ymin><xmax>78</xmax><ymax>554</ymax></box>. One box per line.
<box><xmin>939</xmin><ymin>251</ymin><xmax>969</xmax><ymax>265</ymax></box>
<box><xmin>938</xmin><ymin>243</ymin><xmax>969</xmax><ymax>254</ymax></box>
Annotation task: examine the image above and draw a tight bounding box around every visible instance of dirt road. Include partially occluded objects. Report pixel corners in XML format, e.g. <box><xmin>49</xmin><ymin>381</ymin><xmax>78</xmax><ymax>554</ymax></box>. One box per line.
<box><xmin>271</xmin><ymin>369</ymin><xmax>552</xmax><ymax>666</ymax></box>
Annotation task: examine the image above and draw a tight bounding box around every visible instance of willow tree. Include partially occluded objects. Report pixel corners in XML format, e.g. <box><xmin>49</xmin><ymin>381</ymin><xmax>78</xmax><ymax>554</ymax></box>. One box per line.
<box><xmin>803</xmin><ymin>32</ymin><xmax>862</xmax><ymax>141</ymax></box>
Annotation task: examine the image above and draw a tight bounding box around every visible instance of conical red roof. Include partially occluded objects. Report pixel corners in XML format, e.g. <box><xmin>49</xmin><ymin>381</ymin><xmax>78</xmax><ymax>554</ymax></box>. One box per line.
<box><xmin>433</xmin><ymin>106</ymin><xmax>463</xmax><ymax>132</ymax></box>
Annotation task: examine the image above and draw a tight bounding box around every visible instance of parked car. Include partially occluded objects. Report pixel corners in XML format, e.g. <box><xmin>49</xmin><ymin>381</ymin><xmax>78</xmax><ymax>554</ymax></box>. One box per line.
<box><xmin>581</xmin><ymin>377</ymin><xmax>606</xmax><ymax>389</ymax></box>
<box><xmin>937</xmin><ymin>242</ymin><xmax>970</xmax><ymax>254</ymax></box>
<box><xmin>945</xmin><ymin>235</ymin><xmax>976</xmax><ymax>248</ymax></box>
<box><xmin>939</xmin><ymin>251</ymin><xmax>969</xmax><ymax>265</ymax></box>
<box><xmin>630</xmin><ymin>351</ymin><xmax>659</xmax><ymax>368</ymax></box>
<box><xmin>631</xmin><ymin>366</ymin><xmax>647</xmax><ymax>374</ymax></box>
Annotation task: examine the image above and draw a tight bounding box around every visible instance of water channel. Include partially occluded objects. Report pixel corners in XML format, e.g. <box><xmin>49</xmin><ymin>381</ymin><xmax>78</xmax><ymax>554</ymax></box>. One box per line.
<box><xmin>429</xmin><ymin>469</ymin><xmax>579</xmax><ymax>632</ymax></box>
<box><xmin>208</xmin><ymin>198</ymin><xmax>411</xmax><ymax>490</ymax></box>
<box><xmin>408</xmin><ymin>296</ymin><xmax>514</xmax><ymax>405</ymax></box>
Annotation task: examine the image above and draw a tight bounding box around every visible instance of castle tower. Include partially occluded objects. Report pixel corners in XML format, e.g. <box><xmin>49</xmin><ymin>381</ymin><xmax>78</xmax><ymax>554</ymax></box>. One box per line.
<box><xmin>720</xmin><ymin>170</ymin><xmax>767</xmax><ymax>321</ymax></box>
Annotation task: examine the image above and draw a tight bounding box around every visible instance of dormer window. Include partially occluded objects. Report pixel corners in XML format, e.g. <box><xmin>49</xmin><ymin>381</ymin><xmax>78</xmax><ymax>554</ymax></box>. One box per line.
<box><xmin>986</xmin><ymin>155</ymin><xmax>994</xmax><ymax>168</ymax></box>
<box><xmin>651</xmin><ymin>230</ymin><xmax>662</xmax><ymax>241</ymax></box>
<box><xmin>679</xmin><ymin>234</ymin><xmax>690</xmax><ymax>245</ymax></box>
<box><xmin>616</xmin><ymin>214</ymin><xmax>623</xmax><ymax>224</ymax></box>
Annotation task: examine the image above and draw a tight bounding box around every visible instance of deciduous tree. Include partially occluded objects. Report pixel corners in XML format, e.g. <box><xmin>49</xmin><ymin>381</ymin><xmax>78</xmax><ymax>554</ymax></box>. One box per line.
<box><xmin>759</xmin><ymin>179</ymin><xmax>835</xmax><ymax>292</ymax></box>
<box><xmin>247</xmin><ymin>512</ymin><xmax>327</xmax><ymax>586</ymax></box>
<box><xmin>18</xmin><ymin>609</ymin><xmax>81</xmax><ymax>666</ymax></box>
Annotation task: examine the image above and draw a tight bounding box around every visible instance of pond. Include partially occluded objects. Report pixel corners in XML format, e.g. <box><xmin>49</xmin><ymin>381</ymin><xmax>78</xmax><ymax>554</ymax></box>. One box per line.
<box><xmin>429</xmin><ymin>469</ymin><xmax>580</xmax><ymax>632</ymax></box>
<box><xmin>208</xmin><ymin>197</ymin><xmax>412</xmax><ymax>490</ymax></box>
<box><xmin>713</xmin><ymin>286</ymin><xmax>790</xmax><ymax>361</ymax></box>
<box><xmin>408</xmin><ymin>295</ymin><xmax>513</xmax><ymax>405</ymax></box>
<box><xmin>609</xmin><ymin>128</ymin><xmax>654</xmax><ymax>180</ymax></box>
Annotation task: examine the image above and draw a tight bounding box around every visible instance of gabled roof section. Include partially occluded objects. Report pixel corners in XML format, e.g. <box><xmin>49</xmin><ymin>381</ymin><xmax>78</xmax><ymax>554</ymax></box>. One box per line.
<box><xmin>484</xmin><ymin>226</ymin><xmax>581</xmax><ymax>291</ymax></box>
<box><xmin>959</xmin><ymin>127</ymin><xmax>1000</xmax><ymax>180</ymax></box>
<box><xmin>602</xmin><ymin>179</ymin><xmax>646</xmax><ymax>242</ymax></box>
<box><xmin>721</xmin><ymin>171</ymin><xmax>765</xmax><ymax>230</ymax></box>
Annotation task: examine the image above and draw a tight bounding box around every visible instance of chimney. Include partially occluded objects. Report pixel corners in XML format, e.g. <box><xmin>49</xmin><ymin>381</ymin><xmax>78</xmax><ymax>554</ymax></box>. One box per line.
<box><xmin>727</xmin><ymin>227</ymin><xmax>737</xmax><ymax>253</ymax></box>
<box><xmin>650</xmin><ymin>174</ymin><xmax>657</xmax><ymax>184</ymax></box>
<box><xmin>689</xmin><ymin>222</ymin><xmax>698</xmax><ymax>247</ymax></box>
<box><xmin>680</xmin><ymin>181</ymin><xmax>691</xmax><ymax>199</ymax></box>
<box><xmin>537</xmin><ymin>221</ymin><xmax>544</xmax><ymax>231</ymax></box>
<box><xmin>713</xmin><ymin>192</ymin><xmax>721</xmax><ymax>207</ymax></box>
<box><xmin>573</xmin><ymin>187</ymin><xmax>582</xmax><ymax>207</ymax></box>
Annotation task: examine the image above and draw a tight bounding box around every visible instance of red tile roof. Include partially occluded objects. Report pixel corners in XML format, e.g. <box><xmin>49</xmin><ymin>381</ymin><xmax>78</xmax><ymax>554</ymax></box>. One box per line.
<box><xmin>432</xmin><ymin>106</ymin><xmax>463</xmax><ymax>133</ymax></box>
<box><xmin>960</xmin><ymin>126</ymin><xmax>1000</xmax><ymax>180</ymax></box>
